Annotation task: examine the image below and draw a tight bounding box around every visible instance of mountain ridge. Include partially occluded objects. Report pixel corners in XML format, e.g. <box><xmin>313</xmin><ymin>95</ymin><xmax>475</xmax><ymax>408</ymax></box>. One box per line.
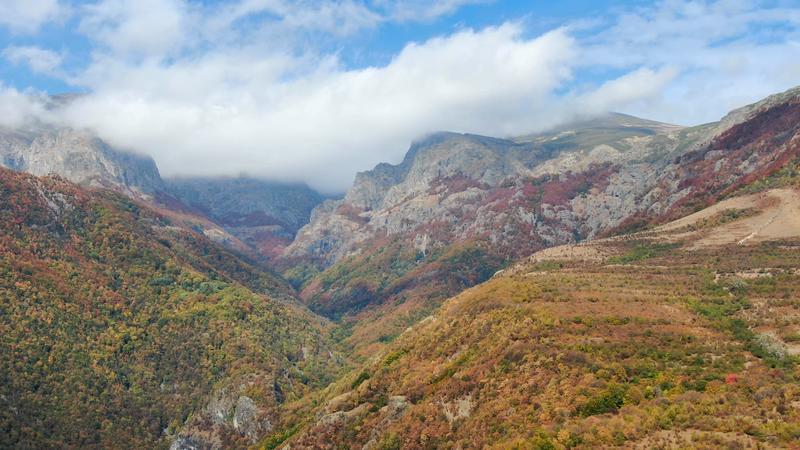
<box><xmin>0</xmin><ymin>122</ymin><xmax>329</xmax><ymax>262</ymax></box>
<box><xmin>1</xmin><ymin>86</ymin><xmax>799</xmax><ymax>449</ymax></box>
<box><xmin>274</xmin><ymin>181</ymin><xmax>800</xmax><ymax>449</ymax></box>
<box><xmin>276</xmin><ymin>85</ymin><xmax>800</xmax><ymax>355</ymax></box>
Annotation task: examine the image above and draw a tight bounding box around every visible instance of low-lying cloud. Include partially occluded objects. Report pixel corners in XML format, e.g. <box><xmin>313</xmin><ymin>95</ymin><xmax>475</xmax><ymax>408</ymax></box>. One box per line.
<box><xmin>57</xmin><ymin>25</ymin><xmax>584</xmax><ymax>192</ymax></box>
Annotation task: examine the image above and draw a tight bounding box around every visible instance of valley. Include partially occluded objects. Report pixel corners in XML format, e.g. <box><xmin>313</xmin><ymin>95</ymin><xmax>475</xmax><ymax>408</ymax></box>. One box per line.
<box><xmin>0</xmin><ymin>169</ymin><xmax>343</xmax><ymax>449</ymax></box>
<box><xmin>279</xmin><ymin>195</ymin><xmax>800</xmax><ymax>448</ymax></box>
<box><xmin>0</xmin><ymin>86</ymin><xmax>799</xmax><ymax>449</ymax></box>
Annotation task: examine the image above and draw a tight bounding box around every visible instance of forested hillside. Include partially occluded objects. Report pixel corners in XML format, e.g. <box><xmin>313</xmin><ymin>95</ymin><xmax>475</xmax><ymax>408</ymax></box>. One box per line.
<box><xmin>0</xmin><ymin>168</ymin><xmax>342</xmax><ymax>449</ymax></box>
<box><xmin>1</xmin><ymin>84</ymin><xmax>799</xmax><ymax>450</ymax></box>
<box><xmin>272</xmin><ymin>185</ymin><xmax>800</xmax><ymax>449</ymax></box>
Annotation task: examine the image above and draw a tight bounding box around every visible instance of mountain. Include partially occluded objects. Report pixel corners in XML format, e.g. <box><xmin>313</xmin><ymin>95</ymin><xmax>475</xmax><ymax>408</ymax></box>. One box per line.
<box><xmin>2</xmin><ymin>86</ymin><xmax>799</xmax><ymax>449</ymax></box>
<box><xmin>0</xmin><ymin>168</ymin><xmax>343</xmax><ymax>449</ymax></box>
<box><xmin>0</xmin><ymin>124</ymin><xmax>164</xmax><ymax>196</ymax></box>
<box><xmin>0</xmin><ymin>122</ymin><xmax>328</xmax><ymax>261</ymax></box>
<box><xmin>0</xmin><ymin>122</ymin><xmax>251</xmax><ymax>253</ymax></box>
<box><xmin>284</xmin><ymin>112</ymin><xmax>683</xmax><ymax>268</ymax></box>
<box><xmin>278</xmin><ymin>87</ymin><xmax>800</xmax><ymax>353</ymax></box>
<box><xmin>267</xmin><ymin>178</ymin><xmax>800</xmax><ymax>449</ymax></box>
<box><xmin>166</xmin><ymin>177</ymin><xmax>326</xmax><ymax>259</ymax></box>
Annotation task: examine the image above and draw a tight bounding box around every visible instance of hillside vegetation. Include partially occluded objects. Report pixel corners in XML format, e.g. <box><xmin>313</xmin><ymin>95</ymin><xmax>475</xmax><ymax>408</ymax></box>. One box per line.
<box><xmin>267</xmin><ymin>187</ymin><xmax>800</xmax><ymax>449</ymax></box>
<box><xmin>0</xmin><ymin>169</ymin><xmax>342</xmax><ymax>449</ymax></box>
<box><xmin>2</xmin><ymin>87</ymin><xmax>800</xmax><ymax>449</ymax></box>
<box><xmin>281</xmin><ymin>87</ymin><xmax>800</xmax><ymax>359</ymax></box>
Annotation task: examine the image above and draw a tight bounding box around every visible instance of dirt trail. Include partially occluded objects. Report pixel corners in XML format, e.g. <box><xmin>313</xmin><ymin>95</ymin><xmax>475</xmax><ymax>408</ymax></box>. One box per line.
<box><xmin>520</xmin><ymin>188</ymin><xmax>800</xmax><ymax>265</ymax></box>
<box><xmin>649</xmin><ymin>188</ymin><xmax>800</xmax><ymax>248</ymax></box>
<box><xmin>690</xmin><ymin>188</ymin><xmax>800</xmax><ymax>248</ymax></box>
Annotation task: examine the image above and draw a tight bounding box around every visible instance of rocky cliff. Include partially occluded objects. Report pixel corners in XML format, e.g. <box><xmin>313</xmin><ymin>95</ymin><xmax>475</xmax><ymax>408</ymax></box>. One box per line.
<box><xmin>0</xmin><ymin>122</ymin><xmax>329</xmax><ymax>261</ymax></box>
<box><xmin>280</xmin><ymin>88</ymin><xmax>800</xmax><ymax>344</ymax></box>
<box><xmin>283</xmin><ymin>114</ymin><xmax>684</xmax><ymax>267</ymax></box>
<box><xmin>0</xmin><ymin>124</ymin><xmax>164</xmax><ymax>196</ymax></box>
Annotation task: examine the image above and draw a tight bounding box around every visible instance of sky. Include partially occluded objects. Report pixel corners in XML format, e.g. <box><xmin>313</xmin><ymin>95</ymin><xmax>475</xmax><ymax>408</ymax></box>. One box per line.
<box><xmin>1</xmin><ymin>0</ymin><xmax>799</xmax><ymax>193</ymax></box>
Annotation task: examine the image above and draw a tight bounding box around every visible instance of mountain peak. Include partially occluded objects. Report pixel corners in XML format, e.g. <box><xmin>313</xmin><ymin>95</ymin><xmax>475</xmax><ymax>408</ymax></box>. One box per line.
<box><xmin>0</xmin><ymin>125</ymin><xmax>163</xmax><ymax>195</ymax></box>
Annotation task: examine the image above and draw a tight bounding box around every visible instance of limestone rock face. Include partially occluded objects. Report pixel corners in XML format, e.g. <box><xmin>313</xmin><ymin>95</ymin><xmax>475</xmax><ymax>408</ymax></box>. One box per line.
<box><xmin>281</xmin><ymin>89</ymin><xmax>800</xmax><ymax>325</ymax></box>
<box><xmin>171</xmin><ymin>373</ymin><xmax>282</xmax><ymax>449</ymax></box>
<box><xmin>0</xmin><ymin>123</ymin><xmax>327</xmax><ymax>260</ymax></box>
<box><xmin>169</xmin><ymin>436</ymin><xmax>214</xmax><ymax>450</ymax></box>
<box><xmin>233</xmin><ymin>395</ymin><xmax>272</xmax><ymax>443</ymax></box>
<box><xmin>283</xmin><ymin>114</ymin><xmax>685</xmax><ymax>266</ymax></box>
<box><xmin>0</xmin><ymin>125</ymin><xmax>163</xmax><ymax>195</ymax></box>
<box><xmin>284</xmin><ymin>87</ymin><xmax>800</xmax><ymax>274</ymax></box>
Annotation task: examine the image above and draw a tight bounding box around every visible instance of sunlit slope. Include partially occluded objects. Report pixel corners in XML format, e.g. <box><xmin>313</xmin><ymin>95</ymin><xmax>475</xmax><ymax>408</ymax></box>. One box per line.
<box><xmin>270</xmin><ymin>187</ymin><xmax>800</xmax><ymax>449</ymax></box>
<box><xmin>282</xmin><ymin>86</ymin><xmax>800</xmax><ymax>359</ymax></box>
<box><xmin>0</xmin><ymin>168</ymin><xmax>342</xmax><ymax>449</ymax></box>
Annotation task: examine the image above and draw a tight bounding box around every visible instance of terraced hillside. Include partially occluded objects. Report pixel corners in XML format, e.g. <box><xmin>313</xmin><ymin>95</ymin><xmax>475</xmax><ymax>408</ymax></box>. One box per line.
<box><xmin>0</xmin><ymin>168</ymin><xmax>343</xmax><ymax>449</ymax></box>
<box><xmin>265</xmin><ymin>186</ymin><xmax>800</xmax><ymax>449</ymax></box>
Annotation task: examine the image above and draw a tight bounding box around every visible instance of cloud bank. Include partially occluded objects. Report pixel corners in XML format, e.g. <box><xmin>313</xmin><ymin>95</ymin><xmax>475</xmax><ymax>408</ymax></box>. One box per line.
<box><xmin>1</xmin><ymin>0</ymin><xmax>799</xmax><ymax>192</ymax></box>
<box><xmin>0</xmin><ymin>0</ymin><xmax>66</xmax><ymax>34</ymax></box>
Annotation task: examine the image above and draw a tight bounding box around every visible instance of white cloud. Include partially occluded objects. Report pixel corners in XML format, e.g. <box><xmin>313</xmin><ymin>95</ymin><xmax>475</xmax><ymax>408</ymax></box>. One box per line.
<box><xmin>78</xmin><ymin>0</ymin><xmax>383</xmax><ymax>60</ymax></box>
<box><xmin>57</xmin><ymin>24</ymin><xmax>578</xmax><ymax>192</ymax></box>
<box><xmin>377</xmin><ymin>0</ymin><xmax>492</xmax><ymax>21</ymax></box>
<box><xmin>208</xmin><ymin>0</ymin><xmax>381</xmax><ymax>36</ymax></box>
<box><xmin>0</xmin><ymin>0</ymin><xmax>66</xmax><ymax>34</ymax></box>
<box><xmin>264</xmin><ymin>1</ymin><xmax>381</xmax><ymax>36</ymax></box>
<box><xmin>578</xmin><ymin>0</ymin><xmax>800</xmax><ymax>124</ymax></box>
<box><xmin>3</xmin><ymin>46</ymin><xmax>64</xmax><ymax>76</ymax></box>
<box><xmin>565</xmin><ymin>67</ymin><xmax>679</xmax><ymax>121</ymax></box>
<box><xmin>0</xmin><ymin>85</ymin><xmax>49</xmax><ymax>128</ymax></box>
<box><xmin>79</xmin><ymin>0</ymin><xmax>191</xmax><ymax>58</ymax></box>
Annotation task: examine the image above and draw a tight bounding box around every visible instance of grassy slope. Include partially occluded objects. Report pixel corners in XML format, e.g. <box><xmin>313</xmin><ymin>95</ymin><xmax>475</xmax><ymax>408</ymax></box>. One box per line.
<box><xmin>266</xmin><ymin>192</ymin><xmax>800</xmax><ymax>449</ymax></box>
<box><xmin>0</xmin><ymin>169</ymin><xmax>342</xmax><ymax>449</ymax></box>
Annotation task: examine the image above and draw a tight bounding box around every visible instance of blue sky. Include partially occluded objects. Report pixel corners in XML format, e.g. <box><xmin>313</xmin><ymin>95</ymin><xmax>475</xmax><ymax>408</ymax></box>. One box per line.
<box><xmin>1</xmin><ymin>0</ymin><xmax>799</xmax><ymax>191</ymax></box>
<box><xmin>0</xmin><ymin>0</ymin><xmax>661</xmax><ymax>93</ymax></box>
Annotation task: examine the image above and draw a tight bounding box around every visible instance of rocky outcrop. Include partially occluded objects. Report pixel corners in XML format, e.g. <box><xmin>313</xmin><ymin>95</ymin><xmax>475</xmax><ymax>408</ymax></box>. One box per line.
<box><xmin>440</xmin><ymin>394</ymin><xmax>474</xmax><ymax>425</ymax></box>
<box><xmin>0</xmin><ymin>125</ymin><xmax>163</xmax><ymax>196</ymax></box>
<box><xmin>171</xmin><ymin>373</ymin><xmax>288</xmax><ymax>449</ymax></box>
<box><xmin>283</xmin><ymin>114</ymin><xmax>685</xmax><ymax>267</ymax></box>
<box><xmin>286</xmin><ymin>395</ymin><xmax>410</xmax><ymax>449</ymax></box>
<box><xmin>281</xmin><ymin>88</ymin><xmax>800</xmax><ymax>322</ymax></box>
